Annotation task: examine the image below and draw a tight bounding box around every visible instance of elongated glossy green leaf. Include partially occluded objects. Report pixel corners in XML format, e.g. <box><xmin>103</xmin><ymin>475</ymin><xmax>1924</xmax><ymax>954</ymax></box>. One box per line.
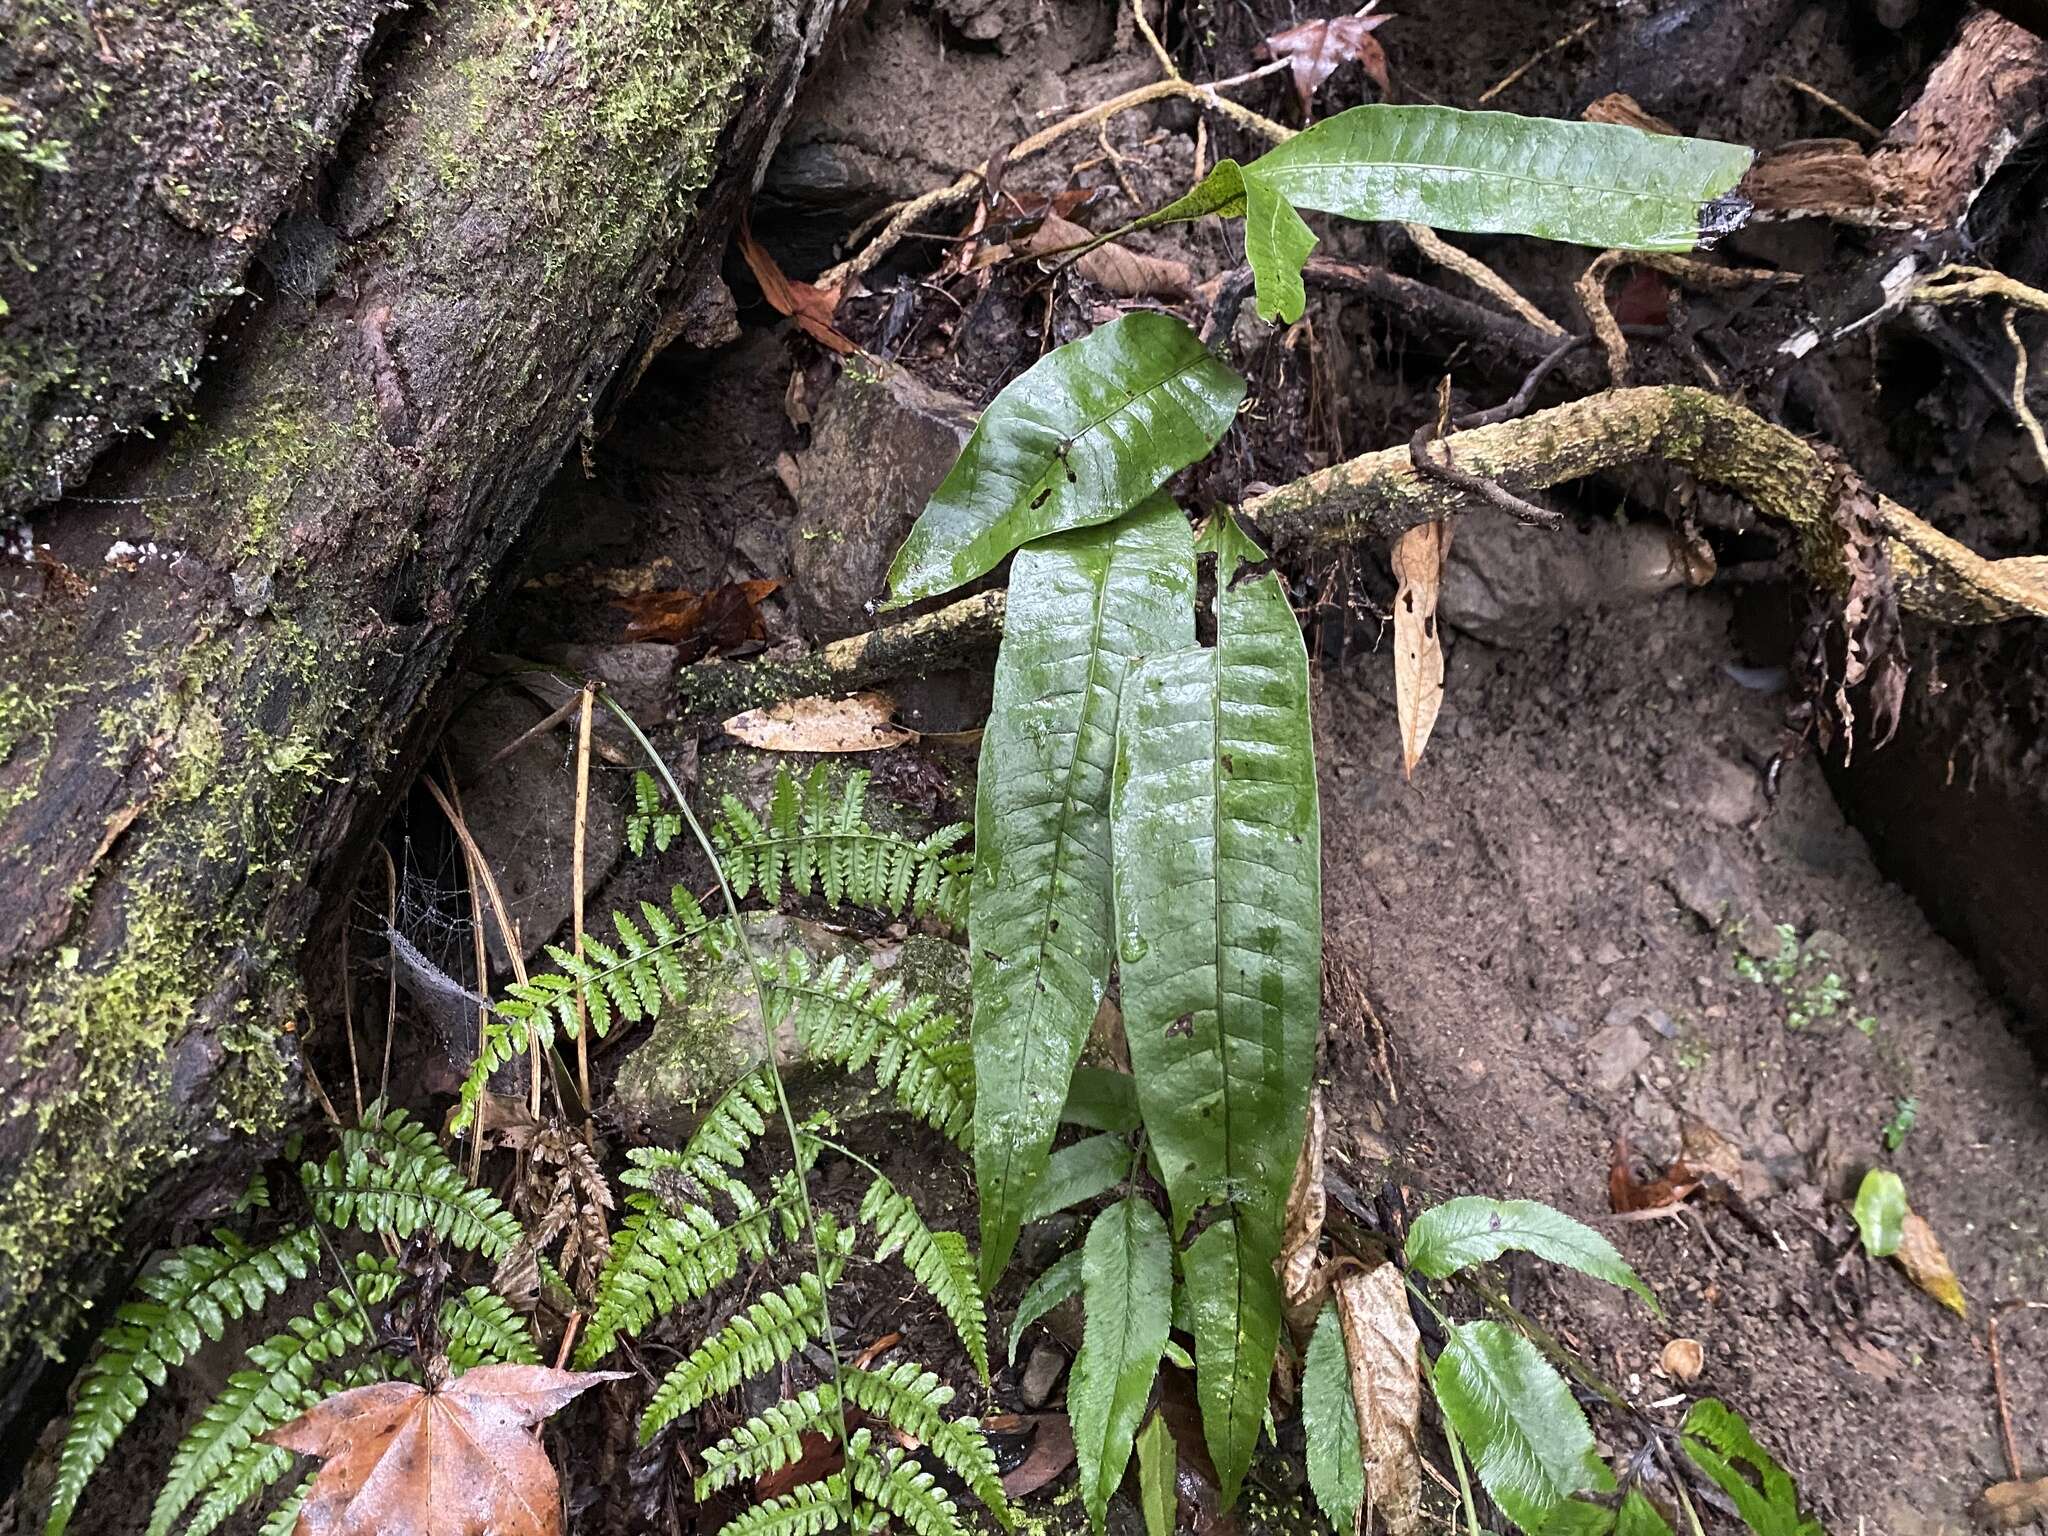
<box><xmin>1405</xmin><ymin>1196</ymin><xmax>1659</xmax><ymax>1313</ymax></box>
<box><xmin>1303</xmin><ymin>1303</ymin><xmax>1364</xmax><ymax>1533</ymax></box>
<box><xmin>1431</xmin><ymin>1320</ymin><xmax>1614</xmax><ymax>1536</ymax></box>
<box><xmin>1071</xmin><ymin>1198</ymin><xmax>1172</xmax><ymax>1532</ymax></box>
<box><xmin>1112</xmin><ymin>510</ymin><xmax>1320</xmax><ymax>1239</ymax></box>
<box><xmin>1680</xmin><ymin>1400</ymin><xmax>1822</xmax><ymax>1536</ymax></box>
<box><xmin>1139</xmin><ymin>106</ymin><xmax>1752</xmax><ymax>323</ymax></box>
<box><xmin>1024</xmin><ymin>1134</ymin><xmax>1133</xmax><ymax>1224</ymax></box>
<box><xmin>1618</xmin><ymin>1489</ymin><xmax>1678</xmax><ymax>1536</ymax></box>
<box><xmin>973</xmin><ymin>500</ymin><xmax>1196</xmax><ymax>1287</ymax></box>
<box><xmin>1063</xmin><ymin>1067</ymin><xmax>1141</xmax><ymax>1134</ymax></box>
<box><xmin>1135</xmin><ymin>1411</ymin><xmax>1177</xmax><ymax>1536</ymax></box>
<box><xmin>1008</xmin><ymin>1248</ymin><xmax>1084</xmax><ymax>1366</ymax></box>
<box><xmin>1184</xmin><ymin>1215</ymin><xmax>1284</xmax><ymax>1508</ymax></box>
<box><xmin>1852</xmin><ymin>1169</ymin><xmax>1905</xmax><ymax>1257</ymax></box>
<box><xmin>886</xmin><ymin>315</ymin><xmax>1244</xmax><ymax>603</ymax></box>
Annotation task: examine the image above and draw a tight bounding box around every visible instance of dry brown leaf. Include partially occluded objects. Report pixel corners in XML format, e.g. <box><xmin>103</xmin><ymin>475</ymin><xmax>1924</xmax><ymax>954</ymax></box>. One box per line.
<box><xmin>1608</xmin><ymin>1136</ymin><xmax>1699</xmax><ymax>1214</ymax></box>
<box><xmin>1332</xmin><ymin>1263</ymin><xmax>1423</xmax><ymax>1536</ymax></box>
<box><xmin>1279</xmin><ymin>1091</ymin><xmax>1328</xmax><ymax>1319</ymax></box>
<box><xmin>1014</xmin><ymin>214</ymin><xmax>1194</xmax><ymax>299</ymax></box>
<box><xmin>722</xmin><ymin>691</ymin><xmax>916</xmax><ymax>753</ymax></box>
<box><xmin>1258</xmin><ymin>14</ymin><xmax>1394</xmax><ymax>117</ymax></box>
<box><xmin>737</xmin><ymin>219</ymin><xmax>858</xmax><ymax>355</ymax></box>
<box><xmin>1896</xmin><ymin>1211</ymin><xmax>1968</xmax><ymax>1317</ymax></box>
<box><xmin>1972</xmin><ymin>1476</ymin><xmax>2048</xmax><ymax>1530</ymax></box>
<box><xmin>263</xmin><ymin>1360</ymin><xmax>624</xmax><ymax>1536</ymax></box>
<box><xmin>1390</xmin><ymin>517</ymin><xmax>1451</xmax><ymax>779</ymax></box>
<box><xmin>997</xmin><ymin>1413</ymin><xmax>1078</xmax><ymax>1497</ymax></box>
<box><xmin>615</xmin><ymin>579</ymin><xmax>779</xmax><ymax>657</ymax></box>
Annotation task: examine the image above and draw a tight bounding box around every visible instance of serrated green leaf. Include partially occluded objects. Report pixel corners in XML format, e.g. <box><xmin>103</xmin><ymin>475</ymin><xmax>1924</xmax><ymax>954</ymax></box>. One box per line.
<box><xmin>1303</xmin><ymin>1303</ymin><xmax>1363</xmax><ymax>1534</ymax></box>
<box><xmin>1431</xmin><ymin>1320</ymin><xmax>1614</xmax><ymax>1536</ymax></box>
<box><xmin>1023</xmin><ymin>1134</ymin><xmax>1133</xmax><ymax>1223</ymax></box>
<box><xmin>1184</xmin><ymin>1214</ymin><xmax>1285</xmax><ymax>1510</ymax></box>
<box><xmin>1071</xmin><ymin>1198</ymin><xmax>1172</xmax><ymax>1532</ymax></box>
<box><xmin>1404</xmin><ymin>1196</ymin><xmax>1659</xmax><ymax>1313</ymax></box>
<box><xmin>1852</xmin><ymin>1169</ymin><xmax>1905</xmax><ymax>1257</ymax></box>
<box><xmin>973</xmin><ymin>501</ymin><xmax>1197</xmax><ymax>1286</ymax></box>
<box><xmin>1063</xmin><ymin>1067</ymin><xmax>1141</xmax><ymax>1134</ymax></box>
<box><xmin>1680</xmin><ymin>1399</ymin><xmax>1822</xmax><ymax>1536</ymax></box>
<box><xmin>1136</xmin><ymin>1411</ymin><xmax>1177</xmax><ymax>1536</ymax></box>
<box><xmin>1009</xmin><ymin>1248</ymin><xmax>1084</xmax><ymax>1366</ymax></box>
<box><xmin>886</xmin><ymin>316</ymin><xmax>1242</xmax><ymax>603</ymax></box>
<box><xmin>1136</xmin><ymin>106</ymin><xmax>1752</xmax><ymax>324</ymax></box>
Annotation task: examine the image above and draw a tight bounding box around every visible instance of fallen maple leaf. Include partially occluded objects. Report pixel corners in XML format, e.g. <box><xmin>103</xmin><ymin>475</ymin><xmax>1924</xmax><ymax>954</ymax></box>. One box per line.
<box><xmin>262</xmin><ymin>1360</ymin><xmax>625</xmax><ymax>1536</ymax></box>
<box><xmin>1259</xmin><ymin>12</ymin><xmax>1395</xmax><ymax>118</ymax></box>
<box><xmin>1896</xmin><ymin>1210</ymin><xmax>1967</xmax><ymax>1317</ymax></box>
<box><xmin>722</xmin><ymin>690</ymin><xmax>916</xmax><ymax>753</ymax></box>
<box><xmin>737</xmin><ymin>219</ymin><xmax>858</xmax><ymax>355</ymax></box>
<box><xmin>1390</xmin><ymin>517</ymin><xmax>1452</xmax><ymax>779</ymax></box>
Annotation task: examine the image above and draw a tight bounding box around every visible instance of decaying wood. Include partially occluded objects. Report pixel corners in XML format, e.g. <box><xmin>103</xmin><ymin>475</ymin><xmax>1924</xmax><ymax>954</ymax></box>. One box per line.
<box><xmin>0</xmin><ymin>0</ymin><xmax>846</xmax><ymax>1392</ymax></box>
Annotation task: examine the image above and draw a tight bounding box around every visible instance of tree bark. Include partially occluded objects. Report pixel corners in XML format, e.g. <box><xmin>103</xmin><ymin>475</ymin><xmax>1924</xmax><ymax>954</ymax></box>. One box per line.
<box><xmin>0</xmin><ymin>0</ymin><xmax>845</xmax><ymax>1402</ymax></box>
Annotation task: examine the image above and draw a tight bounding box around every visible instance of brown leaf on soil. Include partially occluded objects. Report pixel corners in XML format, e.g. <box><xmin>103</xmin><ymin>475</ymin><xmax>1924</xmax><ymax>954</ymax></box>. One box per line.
<box><xmin>262</xmin><ymin>1360</ymin><xmax>625</xmax><ymax>1536</ymax></box>
<box><xmin>737</xmin><ymin>219</ymin><xmax>858</xmax><ymax>355</ymax></box>
<box><xmin>1014</xmin><ymin>214</ymin><xmax>1195</xmax><ymax>299</ymax></box>
<box><xmin>1896</xmin><ymin>1211</ymin><xmax>1968</xmax><ymax>1317</ymax></box>
<box><xmin>615</xmin><ymin>579</ymin><xmax>779</xmax><ymax>657</ymax></box>
<box><xmin>1972</xmin><ymin>1476</ymin><xmax>2048</xmax><ymax>1530</ymax></box>
<box><xmin>1331</xmin><ymin>1263</ymin><xmax>1423</xmax><ymax>1536</ymax></box>
<box><xmin>1279</xmin><ymin>1090</ymin><xmax>1328</xmax><ymax>1315</ymax></box>
<box><xmin>721</xmin><ymin>690</ymin><xmax>917</xmax><ymax>753</ymax></box>
<box><xmin>998</xmin><ymin>1413</ymin><xmax>1078</xmax><ymax>1497</ymax></box>
<box><xmin>1258</xmin><ymin>13</ymin><xmax>1394</xmax><ymax>117</ymax></box>
<box><xmin>1607</xmin><ymin>1136</ymin><xmax>1699</xmax><ymax>1213</ymax></box>
<box><xmin>1390</xmin><ymin>517</ymin><xmax>1452</xmax><ymax>779</ymax></box>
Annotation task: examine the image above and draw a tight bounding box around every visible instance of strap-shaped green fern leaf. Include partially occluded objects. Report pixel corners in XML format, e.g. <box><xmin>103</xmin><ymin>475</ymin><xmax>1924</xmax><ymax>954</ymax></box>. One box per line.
<box><xmin>777</xmin><ymin>953</ymin><xmax>974</xmax><ymax>1147</ymax></box>
<box><xmin>183</xmin><ymin>1360</ymin><xmax>394</xmax><ymax>1536</ymax></box>
<box><xmin>838</xmin><ymin>1363</ymin><xmax>1012</xmax><ymax>1529</ymax></box>
<box><xmin>304</xmin><ymin>1104</ymin><xmax>520</xmax><ymax>1259</ymax></box>
<box><xmin>627</xmin><ymin>769</ymin><xmax>683</xmax><ymax>856</ymax></box>
<box><xmin>457</xmin><ymin>885</ymin><xmax>722</xmax><ymax>1129</ymax></box>
<box><xmin>696</xmin><ymin>1382</ymin><xmax>847</xmax><ymax>1497</ymax></box>
<box><xmin>717</xmin><ymin>1471</ymin><xmax>851</xmax><ymax>1536</ymax></box>
<box><xmin>43</xmin><ymin>1226</ymin><xmax>318</xmax><ymax>1536</ymax></box>
<box><xmin>146</xmin><ymin>1258</ymin><xmax>400</xmax><ymax>1536</ymax></box>
<box><xmin>638</xmin><ymin>1271</ymin><xmax>836</xmax><ymax>1442</ymax></box>
<box><xmin>714</xmin><ymin>765</ymin><xmax>971</xmax><ymax>927</ymax></box>
<box><xmin>848</xmin><ymin>1430</ymin><xmax>967</xmax><ymax>1536</ymax></box>
<box><xmin>858</xmin><ymin>1177</ymin><xmax>989</xmax><ymax>1383</ymax></box>
<box><xmin>440</xmin><ymin>1286</ymin><xmax>540</xmax><ymax>1370</ymax></box>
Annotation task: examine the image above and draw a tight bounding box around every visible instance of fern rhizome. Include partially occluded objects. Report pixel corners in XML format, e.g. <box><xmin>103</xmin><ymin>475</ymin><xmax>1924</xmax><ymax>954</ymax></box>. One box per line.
<box><xmin>46</xmin><ymin>765</ymin><xmax>1005</xmax><ymax>1536</ymax></box>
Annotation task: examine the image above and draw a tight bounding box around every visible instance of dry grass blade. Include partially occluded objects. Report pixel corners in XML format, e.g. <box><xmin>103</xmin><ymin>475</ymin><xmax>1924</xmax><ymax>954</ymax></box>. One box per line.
<box><xmin>1332</xmin><ymin>1263</ymin><xmax>1423</xmax><ymax>1535</ymax></box>
<box><xmin>1390</xmin><ymin>518</ymin><xmax>1452</xmax><ymax>779</ymax></box>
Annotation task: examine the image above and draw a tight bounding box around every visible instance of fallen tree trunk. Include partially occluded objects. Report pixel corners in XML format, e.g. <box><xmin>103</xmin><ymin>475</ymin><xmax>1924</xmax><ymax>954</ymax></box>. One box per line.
<box><xmin>0</xmin><ymin>0</ymin><xmax>844</xmax><ymax>1407</ymax></box>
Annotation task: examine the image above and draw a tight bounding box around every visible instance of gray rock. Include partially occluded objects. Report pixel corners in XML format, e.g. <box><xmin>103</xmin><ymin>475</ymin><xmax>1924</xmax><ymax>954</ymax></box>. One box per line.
<box><xmin>791</xmin><ymin>363</ymin><xmax>976</xmax><ymax>642</ymax></box>
<box><xmin>1438</xmin><ymin>517</ymin><xmax>1696</xmax><ymax>648</ymax></box>
<box><xmin>1668</xmin><ymin>841</ymin><xmax>1776</xmax><ymax>956</ymax></box>
<box><xmin>1674</xmin><ymin>750</ymin><xmax>1760</xmax><ymax>829</ymax></box>
<box><xmin>1019</xmin><ymin>1341</ymin><xmax>1068</xmax><ymax>1409</ymax></box>
<box><xmin>1584</xmin><ymin>1022</ymin><xmax>1654</xmax><ymax>1092</ymax></box>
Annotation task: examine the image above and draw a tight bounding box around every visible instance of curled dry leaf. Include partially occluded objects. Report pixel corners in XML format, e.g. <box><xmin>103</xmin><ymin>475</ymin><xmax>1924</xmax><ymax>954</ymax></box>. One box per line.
<box><xmin>1973</xmin><ymin>1476</ymin><xmax>2048</xmax><ymax>1531</ymax></box>
<box><xmin>1279</xmin><ymin>1090</ymin><xmax>1329</xmax><ymax>1320</ymax></box>
<box><xmin>1259</xmin><ymin>13</ymin><xmax>1395</xmax><ymax>117</ymax></box>
<box><xmin>1014</xmin><ymin>214</ymin><xmax>1195</xmax><ymax>299</ymax></box>
<box><xmin>1390</xmin><ymin>517</ymin><xmax>1452</xmax><ymax>780</ymax></box>
<box><xmin>615</xmin><ymin>579</ymin><xmax>779</xmax><ymax>656</ymax></box>
<box><xmin>1895</xmin><ymin>1211</ymin><xmax>1967</xmax><ymax>1317</ymax></box>
<box><xmin>997</xmin><ymin>1413</ymin><xmax>1078</xmax><ymax>1498</ymax></box>
<box><xmin>1332</xmin><ymin>1263</ymin><xmax>1423</xmax><ymax>1536</ymax></box>
<box><xmin>721</xmin><ymin>691</ymin><xmax>917</xmax><ymax>753</ymax></box>
<box><xmin>262</xmin><ymin>1360</ymin><xmax>626</xmax><ymax>1536</ymax></box>
<box><xmin>737</xmin><ymin>219</ymin><xmax>857</xmax><ymax>355</ymax></box>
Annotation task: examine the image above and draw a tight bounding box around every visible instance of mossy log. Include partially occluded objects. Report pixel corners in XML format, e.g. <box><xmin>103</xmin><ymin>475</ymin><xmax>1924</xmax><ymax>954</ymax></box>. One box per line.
<box><xmin>0</xmin><ymin>0</ymin><xmax>848</xmax><ymax>1417</ymax></box>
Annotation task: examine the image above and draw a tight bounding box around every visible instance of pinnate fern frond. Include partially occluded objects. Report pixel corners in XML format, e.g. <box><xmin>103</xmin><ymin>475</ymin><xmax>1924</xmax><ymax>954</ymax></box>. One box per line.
<box><xmin>43</xmin><ymin>1226</ymin><xmax>319</xmax><ymax>1536</ymax></box>
<box><xmin>858</xmin><ymin>1176</ymin><xmax>989</xmax><ymax>1383</ymax></box>
<box><xmin>440</xmin><ymin>1286</ymin><xmax>540</xmax><ymax>1370</ymax></box>
<box><xmin>639</xmin><ymin>1270</ymin><xmax>837</xmax><ymax>1442</ymax></box>
<box><xmin>695</xmin><ymin>1382</ymin><xmax>847</xmax><ymax>1498</ymax></box>
<box><xmin>778</xmin><ymin>954</ymin><xmax>974</xmax><ymax>1147</ymax></box>
<box><xmin>849</xmin><ymin>1431</ymin><xmax>968</xmax><ymax>1536</ymax></box>
<box><xmin>621</xmin><ymin>1068</ymin><xmax>781</xmax><ymax>1199</ymax></box>
<box><xmin>718</xmin><ymin>1472</ymin><xmax>853</xmax><ymax>1536</ymax></box>
<box><xmin>183</xmin><ymin>1360</ymin><xmax>393</xmax><ymax>1536</ymax></box>
<box><xmin>304</xmin><ymin>1104</ymin><xmax>519</xmax><ymax>1259</ymax></box>
<box><xmin>627</xmin><ymin>769</ymin><xmax>683</xmax><ymax>856</ymax></box>
<box><xmin>715</xmin><ymin>766</ymin><xmax>971</xmax><ymax>927</ymax></box>
<box><xmin>257</xmin><ymin>1475</ymin><xmax>315</xmax><ymax>1536</ymax></box>
<box><xmin>145</xmin><ymin>1258</ymin><xmax>400</xmax><ymax>1536</ymax></box>
<box><xmin>839</xmin><ymin>1363</ymin><xmax>1012</xmax><ymax>1529</ymax></box>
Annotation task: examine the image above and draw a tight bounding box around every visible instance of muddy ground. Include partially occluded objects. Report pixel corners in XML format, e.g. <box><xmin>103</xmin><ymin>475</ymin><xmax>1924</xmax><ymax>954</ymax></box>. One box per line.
<box><xmin>10</xmin><ymin>0</ymin><xmax>2048</xmax><ymax>1532</ymax></box>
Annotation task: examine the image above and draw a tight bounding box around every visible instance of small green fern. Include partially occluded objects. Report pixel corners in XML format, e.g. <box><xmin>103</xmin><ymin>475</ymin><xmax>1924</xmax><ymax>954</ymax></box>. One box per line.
<box><xmin>183</xmin><ymin>1359</ymin><xmax>394</xmax><ymax>1536</ymax></box>
<box><xmin>858</xmin><ymin>1175</ymin><xmax>989</xmax><ymax>1383</ymax></box>
<box><xmin>627</xmin><ymin>769</ymin><xmax>684</xmax><ymax>855</ymax></box>
<box><xmin>715</xmin><ymin>766</ymin><xmax>971</xmax><ymax>927</ymax></box>
<box><xmin>305</xmin><ymin>1103</ymin><xmax>521</xmax><ymax>1259</ymax></box>
<box><xmin>440</xmin><ymin>1285</ymin><xmax>541</xmax><ymax>1370</ymax></box>
<box><xmin>718</xmin><ymin>1471</ymin><xmax>854</xmax><ymax>1536</ymax></box>
<box><xmin>43</xmin><ymin>1226</ymin><xmax>319</xmax><ymax>1536</ymax></box>
<box><xmin>779</xmin><ymin>954</ymin><xmax>975</xmax><ymax>1148</ymax></box>
<box><xmin>850</xmin><ymin>1431</ymin><xmax>970</xmax><ymax>1536</ymax></box>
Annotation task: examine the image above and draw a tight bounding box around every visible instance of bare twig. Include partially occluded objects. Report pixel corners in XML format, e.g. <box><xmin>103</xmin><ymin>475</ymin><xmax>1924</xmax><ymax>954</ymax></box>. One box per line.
<box><xmin>484</xmin><ymin>690</ymin><xmax>583</xmax><ymax>770</ymax></box>
<box><xmin>569</xmin><ymin>682</ymin><xmax>596</xmax><ymax>1143</ymax></box>
<box><xmin>1409</xmin><ymin>420</ymin><xmax>1562</xmax><ymax>528</ymax></box>
<box><xmin>1999</xmin><ymin>306</ymin><xmax>2048</xmax><ymax>475</ymax></box>
<box><xmin>1477</xmin><ymin>14</ymin><xmax>1600</xmax><ymax>105</ymax></box>
<box><xmin>375</xmin><ymin>841</ymin><xmax>398</xmax><ymax>1108</ymax></box>
<box><xmin>1989</xmin><ymin>1300</ymin><xmax>2048</xmax><ymax>1482</ymax></box>
<box><xmin>1401</xmin><ymin>223</ymin><xmax>1567</xmax><ymax>335</ymax></box>
<box><xmin>1131</xmin><ymin>0</ymin><xmax>1177</xmax><ymax>80</ymax></box>
<box><xmin>1776</xmin><ymin>74</ymin><xmax>1882</xmax><ymax>139</ymax></box>
<box><xmin>1575</xmin><ymin>251</ymin><xmax>1631</xmax><ymax>384</ymax></box>
<box><xmin>1454</xmin><ymin>332</ymin><xmax>1588</xmax><ymax>428</ymax></box>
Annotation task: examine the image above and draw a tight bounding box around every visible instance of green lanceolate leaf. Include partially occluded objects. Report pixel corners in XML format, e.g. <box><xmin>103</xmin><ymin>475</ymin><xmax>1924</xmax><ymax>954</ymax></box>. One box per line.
<box><xmin>1070</xmin><ymin>1198</ymin><xmax>1172</xmax><ymax>1532</ymax></box>
<box><xmin>1431</xmin><ymin>1320</ymin><xmax>1614</xmax><ymax>1536</ymax></box>
<box><xmin>1852</xmin><ymin>1169</ymin><xmax>1906</xmax><ymax>1257</ymax></box>
<box><xmin>1009</xmin><ymin>1247</ymin><xmax>1084</xmax><ymax>1365</ymax></box>
<box><xmin>1063</xmin><ymin>1066</ymin><xmax>1141</xmax><ymax>1134</ymax></box>
<box><xmin>1680</xmin><ymin>1400</ymin><xmax>1822</xmax><ymax>1536</ymax></box>
<box><xmin>1618</xmin><ymin>1489</ymin><xmax>1678</xmax><ymax>1536</ymax></box>
<box><xmin>1023</xmin><ymin>1134</ymin><xmax>1133</xmax><ymax>1223</ymax></box>
<box><xmin>973</xmin><ymin>500</ymin><xmax>1197</xmax><ymax>1286</ymax></box>
<box><xmin>1303</xmin><ymin>1302</ymin><xmax>1364</xmax><ymax>1534</ymax></box>
<box><xmin>1184</xmin><ymin>1214</ymin><xmax>1285</xmax><ymax>1508</ymax></box>
<box><xmin>886</xmin><ymin>316</ymin><xmax>1242</xmax><ymax>603</ymax></box>
<box><xmin>1137</xmin><ymin>105</ymin><xmax>1752</xmax><ymax>322</ymax></box>
<box><xmin>1405</xmin><ymin>1196</ymin><xmax>1659</xmax><ymax>1313</ymax></box>
<box><xmin>1135</xmin><ymin>1411</ymin><xmax>1177</xmax><ymax>1536</ymax></box>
